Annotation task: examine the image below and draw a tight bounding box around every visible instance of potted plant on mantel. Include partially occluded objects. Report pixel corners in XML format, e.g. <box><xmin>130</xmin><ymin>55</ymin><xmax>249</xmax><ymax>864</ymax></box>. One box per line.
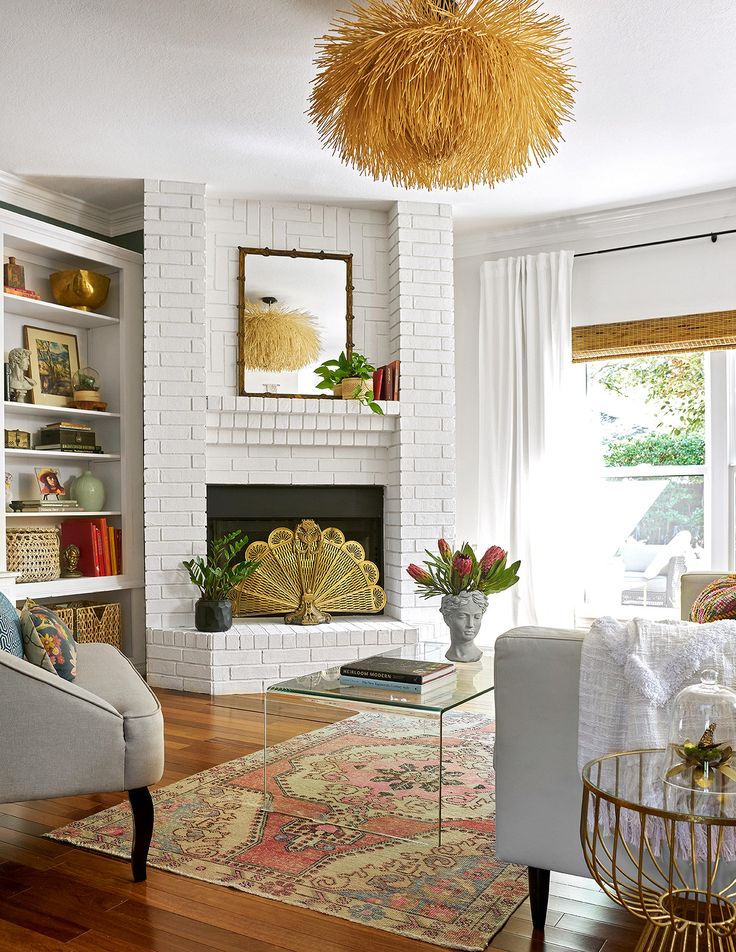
<box><xmin>182</xmin><ymin>530</ymin><xmax>260</xmax><ymax>632</ymax></box>
<box><xmin>314</xmin><ymin>350</ymin><xmax>384</xmax><ymax>414</ymax></box>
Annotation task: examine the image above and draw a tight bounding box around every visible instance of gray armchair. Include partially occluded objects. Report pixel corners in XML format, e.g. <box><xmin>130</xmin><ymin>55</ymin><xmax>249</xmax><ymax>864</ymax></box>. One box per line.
<box><xmin>0</xmin><ymin>643</ymin><xmax>164</xmax><ymax>880</ymax></box>
<box><xmin>494</xmin><ymin>572</ymin><xmax>724</xmax><ymax>932</ymax></box>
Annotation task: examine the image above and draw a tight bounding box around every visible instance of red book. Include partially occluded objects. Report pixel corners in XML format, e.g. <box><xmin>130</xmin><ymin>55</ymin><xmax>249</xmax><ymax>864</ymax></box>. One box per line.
<box><xmin>92</xmin><ymin>526</ymin><xmax>104</xmax><ymax>576</ymax></box>
<box><xmin>92</xmin><ymin>518</ymin><xmax>111</xmax><ymax>575</ymax></box>
<box><xmin>372</xmin><ymin>367</ymin><xmax>384</xmax><ymax>401</ymax></box>
<box><xmin>389</xmin><ymin>359</ymin><xmax>400</xmax><ymax>399</ymax></box>
<box><xmin>60</xmin><ymin>520</ymin><xmax>102</xmax><ymax>576</ymax></box>
<box><xmin>383</xmin><ymin>363</ymin><xmax>393</xmax><ymax>403</ymax></box>
<box><xmin>115</xmin><ymin>528</ymin><xmax>123</xmax><ymax>575</ymax></box>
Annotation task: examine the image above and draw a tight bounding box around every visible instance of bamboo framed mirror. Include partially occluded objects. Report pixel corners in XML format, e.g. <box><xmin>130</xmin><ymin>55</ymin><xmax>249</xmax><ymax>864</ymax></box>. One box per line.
<box><xmin>237</xmin><ymin>246</ymin><xmax>354</xmax><ymax>398</ymax></box>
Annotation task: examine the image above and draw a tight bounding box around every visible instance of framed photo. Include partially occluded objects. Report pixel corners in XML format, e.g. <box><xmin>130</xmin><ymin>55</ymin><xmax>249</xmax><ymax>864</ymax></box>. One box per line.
<box><xmin>35</xmin><ymin>467</ymin><xmax>66</xmax><ymax>499</ymax></box>
<box><xmin>23</xmin><ymin>326</ymin><xmax>80</xmax><ymax>407</ymax></box>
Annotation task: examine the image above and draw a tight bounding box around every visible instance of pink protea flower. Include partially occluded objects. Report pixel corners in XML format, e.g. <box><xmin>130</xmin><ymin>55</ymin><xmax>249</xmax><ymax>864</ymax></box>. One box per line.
<box><xmin>407</xmin><ymin>563</ymin><xmax>432</xmax><ymax>584</ymax></box>
<box><xmin>452</xmin><ymin>554</ymin><xmax>473</xmax><ymax>577</ymax></box>
<box><xmin>437</xmin><ymin>538</ymin><xmax>451</xmax><ymax>559</ymax></box>
<box><xmin>481</xmin><ymin>545</ymin><xmax>506</xmax><ymax>574</ymax></box>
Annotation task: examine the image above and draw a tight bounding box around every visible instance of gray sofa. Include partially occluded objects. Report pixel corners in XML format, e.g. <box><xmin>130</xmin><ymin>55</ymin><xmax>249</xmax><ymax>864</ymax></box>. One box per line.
<box><xmin>493</xmin><ymin>571</ymin><xmax>722</xmax><ymax>931</ymax></box>
<box><xmin>0</xmin><ymin>642</ymin><xmax>164</xmax><ymax>880</ymax></box>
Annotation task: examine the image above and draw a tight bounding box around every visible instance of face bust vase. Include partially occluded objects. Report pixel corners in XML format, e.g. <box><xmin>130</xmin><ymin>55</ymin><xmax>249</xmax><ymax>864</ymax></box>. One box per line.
<box><xmin>440</xmin><ymin>590</ymin><xmax>488</xmax><ymax>663</ymax></box>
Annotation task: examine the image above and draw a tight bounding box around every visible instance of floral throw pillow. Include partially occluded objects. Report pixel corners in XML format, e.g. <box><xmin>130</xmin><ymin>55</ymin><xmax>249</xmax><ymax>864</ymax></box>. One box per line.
<box><xmin>20</xmin><ymin>601</ymin><xmax>77</xmax><ymax>681</ymax></box>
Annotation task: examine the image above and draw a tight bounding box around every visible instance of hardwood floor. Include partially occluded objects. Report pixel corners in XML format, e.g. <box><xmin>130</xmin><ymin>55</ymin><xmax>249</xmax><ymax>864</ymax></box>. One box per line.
<box><xmin>0</xmin><ymin>690</ymin><xmax>643</xmax><ymax>951</ymax></box>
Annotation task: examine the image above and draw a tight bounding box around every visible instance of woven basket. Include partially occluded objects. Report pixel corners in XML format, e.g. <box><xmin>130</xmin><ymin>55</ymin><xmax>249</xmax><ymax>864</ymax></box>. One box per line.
<box><xmin>6</xmin><ymin>527</ymin><xmax>60</xmax><ymax>582</ymax></box>
<box><xmin>53</xmin><ymin>601</ymin><xmax>122</xmax><ymax>650</ymax></box>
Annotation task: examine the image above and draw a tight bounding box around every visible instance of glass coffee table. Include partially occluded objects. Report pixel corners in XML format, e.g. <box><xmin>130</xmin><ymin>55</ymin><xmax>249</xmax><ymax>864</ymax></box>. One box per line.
<box><xmin>263</xmin><ymin>641</ymin><xmax>494</xmax><ymax>845</ymax></box>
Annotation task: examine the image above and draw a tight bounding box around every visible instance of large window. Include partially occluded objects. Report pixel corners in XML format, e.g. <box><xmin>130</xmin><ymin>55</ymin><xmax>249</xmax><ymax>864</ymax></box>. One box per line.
<box><xmin>578</xmin><ymin>350</ymin><xmax>732</xmax><ymax>620</ymax></box>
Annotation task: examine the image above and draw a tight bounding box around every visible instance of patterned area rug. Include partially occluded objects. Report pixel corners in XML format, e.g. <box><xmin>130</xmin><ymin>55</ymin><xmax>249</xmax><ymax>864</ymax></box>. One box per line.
<box><xmin>48</xmin><ymin>711</ymin><xmax>526</xmax><ymax>950</ymax></box>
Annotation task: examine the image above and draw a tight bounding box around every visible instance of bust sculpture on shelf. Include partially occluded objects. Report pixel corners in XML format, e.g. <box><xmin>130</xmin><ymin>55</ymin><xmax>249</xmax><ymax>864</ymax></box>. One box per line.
<box><xmin>62</xmin><ymin>544</ymin><xmax>83</xmax><ymax>579</ymax></box>
<box><xmin>8</xmin><ymin>347</ymin><xmax>36</xmax><ymax>402</ymax></box>
<box><xmin>407</xmin><ymin>539</ymin><xmax>521</xmax><ymax>663</ymax></box>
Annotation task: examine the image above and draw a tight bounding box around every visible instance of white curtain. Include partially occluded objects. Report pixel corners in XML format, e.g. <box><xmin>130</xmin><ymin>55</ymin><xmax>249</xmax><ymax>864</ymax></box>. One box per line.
<box><xmin>477</xmin><ymin>251</ymin><xmax>580</xmax><ymax>632</ymax></box>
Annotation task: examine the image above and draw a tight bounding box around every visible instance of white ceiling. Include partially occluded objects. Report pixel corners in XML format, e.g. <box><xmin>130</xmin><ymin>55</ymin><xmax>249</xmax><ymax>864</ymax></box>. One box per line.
<box><xmin>2</xmin><ymin>0</ymin><xmax>736</xmax><ymax>237</ymax></box>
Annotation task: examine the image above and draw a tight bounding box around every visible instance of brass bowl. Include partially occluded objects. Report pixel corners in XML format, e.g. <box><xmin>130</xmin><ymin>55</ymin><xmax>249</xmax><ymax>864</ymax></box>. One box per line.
<box><xmin>50</xmin><ymin>270</ymin><xmax>110</xmax><ymax>312</ymax></box>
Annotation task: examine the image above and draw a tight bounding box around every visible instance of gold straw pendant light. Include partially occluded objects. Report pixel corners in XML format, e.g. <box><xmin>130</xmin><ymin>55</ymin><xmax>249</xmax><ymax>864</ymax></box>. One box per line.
<box><xmin>241</xmin><ymin>296</ymin><xmax>322</xmax><ymax>372</ymax></box>
<box><xmin>308</xmin><ymin>0</ymin><xmax>575</xmax><ymax>190</ymax></box>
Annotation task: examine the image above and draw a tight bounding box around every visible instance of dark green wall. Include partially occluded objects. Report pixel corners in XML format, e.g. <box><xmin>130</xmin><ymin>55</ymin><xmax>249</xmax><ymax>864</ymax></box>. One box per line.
<box><xmin>0</xmin><ymin>200</ymin><xmax>143</xmax><ymax>254</ymax></box>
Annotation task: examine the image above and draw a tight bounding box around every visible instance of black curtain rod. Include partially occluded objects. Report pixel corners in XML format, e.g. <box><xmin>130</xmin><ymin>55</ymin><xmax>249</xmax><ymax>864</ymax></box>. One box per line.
<box><xmin>574</xmin><ymin>227</ymin><xmax>736</xmax><ymax>258</ymax></box>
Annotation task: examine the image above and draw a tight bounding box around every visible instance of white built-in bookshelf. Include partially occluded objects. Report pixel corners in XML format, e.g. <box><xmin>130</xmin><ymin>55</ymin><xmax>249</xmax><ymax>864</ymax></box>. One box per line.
<box><xmin>0</xmin><ymin>209</ymin><xmax>143</xmax><ymax>661</ymax></box>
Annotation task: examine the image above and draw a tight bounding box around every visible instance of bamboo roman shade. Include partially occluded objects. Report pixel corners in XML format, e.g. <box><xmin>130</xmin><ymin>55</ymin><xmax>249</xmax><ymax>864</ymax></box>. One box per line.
<box><xmin>572</xmin><ymin>310</ymin><xmax>736</xmax><ymax>363</ymax></box>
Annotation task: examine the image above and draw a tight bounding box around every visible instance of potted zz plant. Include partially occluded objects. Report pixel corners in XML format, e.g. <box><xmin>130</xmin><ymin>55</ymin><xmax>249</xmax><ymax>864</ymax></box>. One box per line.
<box><xmin>314</xmin><ymin>350</ymin><xmax>383</xmax><ymax>414</ymax></box>
<box><xmin>182</xmin><ymin>530</ymin><xmax>260</xmax><ymax>632</ymax></box>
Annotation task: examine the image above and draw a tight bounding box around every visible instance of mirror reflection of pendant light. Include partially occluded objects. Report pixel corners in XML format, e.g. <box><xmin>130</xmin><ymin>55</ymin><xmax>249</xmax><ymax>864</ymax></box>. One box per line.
<box><xmin>242</xmin><ymin>296</ymin><xmax>322</xmax><ymax>372</ymax></box>
<box><xmin>308</xmin><ymin>0</ymin><xmax>575</xmax><ymax>190</ymax></box>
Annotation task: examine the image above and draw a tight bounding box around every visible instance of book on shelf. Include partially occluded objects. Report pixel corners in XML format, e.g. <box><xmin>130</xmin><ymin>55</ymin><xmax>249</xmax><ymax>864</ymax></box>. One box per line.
<box><xmin>4</xmin><ymin>286</ymin><xmax>41</xmax><ymax>300</ymax></box>
<box><xmin>12</xmin><ymin>500</ymin><xmax>81</xmax><ymax>512</ymax></box>
<box><xmin>372</xmin><ymin>367</ymin><xmax>384</xmax><ymax>401</ymax></box>
<box><xmin>43</xmin><ymin>421</ymin><xmax>93</xmax><ymax>431</ymax></box>
<box><xmin>389</xmin><ymin>359</ymin><xmax>400</xmax><ymax>399</ymax></box>
<box><xmin>60</xmin><ymin>518</ymin><xmax>122</xmax><ymax>577</ymax></box>
<box><xmin>32</xmin><ymin>444</ymin><xmax>104</xmax><ymax>453</ymax></box>
<box><xmin>383</xmin><ymin>363</ymin><xmax>393</xmax><ymax>403</ymax></box>
<box><xmin>339</xmin><ymin>655</ymin><xmax>456</xmax><ymax>685</ymax></box>
<box><xmin>108</xmin><ymin>526</ymin><xmax>118</xmax><ymax>575</ymax></box>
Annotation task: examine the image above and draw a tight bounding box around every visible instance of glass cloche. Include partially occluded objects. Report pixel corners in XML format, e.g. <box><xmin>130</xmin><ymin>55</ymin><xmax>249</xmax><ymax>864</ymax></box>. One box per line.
<box><xmin>661</xmin><ymin>669</ymin><xmax>736</xmax><ymax>794</ymax></box>
<box><xmin>72</xmin><ymin>366</ymin><xmax>101</xmax><ymax>398</ymax></box>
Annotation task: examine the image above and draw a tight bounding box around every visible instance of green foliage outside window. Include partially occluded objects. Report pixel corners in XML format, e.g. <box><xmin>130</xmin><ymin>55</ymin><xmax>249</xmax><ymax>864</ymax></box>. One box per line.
<box><xmin>593</xmin><ymin>352</ymin><xmax>705</xmax><ymax>437</ymax></box>
<box><xmin>591</xmin><ymin>353</ymin><xmax>706</xmax><ymax>545</ymax></box>
<box><xmin>603</xmin><ymin>432</ymin><xmax>705</xmax><ymax>467</ymax></box>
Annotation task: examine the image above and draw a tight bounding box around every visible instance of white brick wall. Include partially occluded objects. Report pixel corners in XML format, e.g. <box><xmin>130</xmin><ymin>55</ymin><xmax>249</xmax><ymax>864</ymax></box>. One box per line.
<box><xmin>143</xmin><ymin>193</ymin><xmax>456</xmax><ymax>685</ymax></box>
<box><xmin>207</xmin><ymin>199</ymin><xmax>390</xmax><ymax>396</ymax></box>
<box><xmin>144</xmin><ymin>180</ymin><xmax>208</xmax><ymax>630</ymax></box>
<box><xmin>147</xmin><ymin>617</ymin><xmax>419</xmax><ymax>694</ymax></box>
<box><xmin>385</xmin><ymin>202</ymin><xmax>456</xmax><ymax>632</ymax></box>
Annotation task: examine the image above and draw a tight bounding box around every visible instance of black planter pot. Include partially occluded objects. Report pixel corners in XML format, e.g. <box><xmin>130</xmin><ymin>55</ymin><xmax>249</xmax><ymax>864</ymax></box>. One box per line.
<box><xmin>195</xmin><ymin>599</ymin><xmax>232</xmax><ymax>632</ymax></box>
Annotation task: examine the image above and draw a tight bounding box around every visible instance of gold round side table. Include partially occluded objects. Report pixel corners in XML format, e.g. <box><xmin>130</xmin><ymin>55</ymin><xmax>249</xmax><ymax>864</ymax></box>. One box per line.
<box><xmin>582</xmin><ymin>750</ymin><xmax>736</xmax><ymax>952</ymax></box>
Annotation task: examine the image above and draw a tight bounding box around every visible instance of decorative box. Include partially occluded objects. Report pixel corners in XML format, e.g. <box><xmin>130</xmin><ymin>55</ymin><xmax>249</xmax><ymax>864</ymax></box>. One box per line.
<box><xmin>35</xmin><ymin>427</ymin><xmax>97</xmax><ymax>450</ymax></box>
<box><xmin>5</xmin><ymin>429</ymin><xmax>31</xmax><ymax>449</ymax></box>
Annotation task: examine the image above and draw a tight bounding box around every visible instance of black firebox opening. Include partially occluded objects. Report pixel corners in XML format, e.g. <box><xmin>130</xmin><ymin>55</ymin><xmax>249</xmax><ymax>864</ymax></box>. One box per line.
<box><xmin>207</xmin><ymin>485</ymin><xmax>384</xmax><ymax>615</ymax></box>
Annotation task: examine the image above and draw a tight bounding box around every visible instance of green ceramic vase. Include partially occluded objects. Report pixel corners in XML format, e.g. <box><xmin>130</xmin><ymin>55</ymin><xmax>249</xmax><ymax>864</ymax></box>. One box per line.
<box><xmin>74</xmin><ymin>469</ymin><xmax>105</xmax><ymax>512</ymax></box>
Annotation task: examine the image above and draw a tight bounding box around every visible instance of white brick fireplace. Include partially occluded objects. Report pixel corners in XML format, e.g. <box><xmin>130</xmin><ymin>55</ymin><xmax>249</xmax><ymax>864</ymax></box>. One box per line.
<box><xmin>143</xmin><ymin>184</ymin><xmax>456</xmax><ymax>694</ymax></box>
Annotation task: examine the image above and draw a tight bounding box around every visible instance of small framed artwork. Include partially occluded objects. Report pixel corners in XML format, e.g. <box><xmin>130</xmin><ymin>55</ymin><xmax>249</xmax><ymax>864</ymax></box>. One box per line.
<box><xmin>35</xmin><ymin>467</ymin><xmax>66</xmax><ymax>499</ymax></box>
<box><xmin>23</xmin><ymin>325</ymin><xmax>80</xmax><ymax>407</ymax></box>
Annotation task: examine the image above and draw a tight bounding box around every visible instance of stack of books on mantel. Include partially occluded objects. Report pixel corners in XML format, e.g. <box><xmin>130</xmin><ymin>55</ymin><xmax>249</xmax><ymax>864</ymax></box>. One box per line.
<box><xmin>11</xmin><ymin>499</ymin><xmax>81</xmax><ymax>513</ymax></box>
<box><xmin>339</xmin><ymin>655</ymin><xmax>456</xmax><ymax>694</ymax></box>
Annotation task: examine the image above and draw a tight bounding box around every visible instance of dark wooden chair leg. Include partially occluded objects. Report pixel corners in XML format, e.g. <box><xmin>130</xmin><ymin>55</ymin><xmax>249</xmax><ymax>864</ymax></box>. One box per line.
<box><xmin>528</xmin><ymin>866</ymin><xmax>550</xmax><ymax>932</ymax></box>
<box><xmin>128</xmin><ymin>786</ymin><xmax>154</xmax><ymax>882</ymax></box>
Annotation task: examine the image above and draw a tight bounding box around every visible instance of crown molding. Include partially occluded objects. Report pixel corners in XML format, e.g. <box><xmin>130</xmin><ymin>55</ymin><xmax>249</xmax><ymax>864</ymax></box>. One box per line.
<box><xmin>454</xmin><ymin>187</ymin><xmax>736</xmax><ymax>260</ymax></box>
<box><xmin>0</xmin><ymin>171</ymin><xmax>143</xmax><ymax>238</ymax></box>
<box><xmin>109</xmin><ymin>202</ymin><xmax>144</xmax><ymax>235</ymax></box>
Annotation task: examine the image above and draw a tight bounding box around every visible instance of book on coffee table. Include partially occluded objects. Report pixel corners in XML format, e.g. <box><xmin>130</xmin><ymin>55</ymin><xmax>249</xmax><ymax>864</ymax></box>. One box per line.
<box><xmin>339</xmin><ymin>673</ymin><xmax>456</xmax><ymax>693</ymax></box>
<box><xmin>339</xmin><ymin>655</ymin><xmax>455</xmax><ymax>685</ymax></box>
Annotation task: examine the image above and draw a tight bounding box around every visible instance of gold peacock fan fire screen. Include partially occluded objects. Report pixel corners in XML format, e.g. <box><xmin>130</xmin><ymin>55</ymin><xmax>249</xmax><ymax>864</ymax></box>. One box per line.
<box><xmin>231</xmin><ymin>519</ymin><xmax>386</xmax><ymax>625</ymax></box>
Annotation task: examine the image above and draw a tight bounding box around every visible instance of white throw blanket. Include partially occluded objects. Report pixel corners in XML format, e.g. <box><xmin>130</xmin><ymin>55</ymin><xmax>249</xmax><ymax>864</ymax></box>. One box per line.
<box><xmin>578</xmin><ymin>615</ymin><xmax>736</xmax><ymax>774</ymax></box>
<box><xmin>579</xmin><ymin>616</ymin><xmax>736</xmax><ymax>864</ymax></box>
